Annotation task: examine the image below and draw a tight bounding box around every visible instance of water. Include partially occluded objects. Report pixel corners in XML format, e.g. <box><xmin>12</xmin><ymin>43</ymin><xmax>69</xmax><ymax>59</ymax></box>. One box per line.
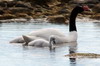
<box><xmin>0</xmin><ymin>19</ymin><xmax>100</xmax><ymax>66</ymax></box>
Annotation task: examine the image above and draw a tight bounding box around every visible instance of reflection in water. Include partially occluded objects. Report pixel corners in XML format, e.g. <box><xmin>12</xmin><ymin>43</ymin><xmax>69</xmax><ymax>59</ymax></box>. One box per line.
<box><xmin>22</xmin><ymin>41</ymin><xmax>78</xmax><ymax>63</ymax></box>
<box><xmin>22</xmin><ymin>45</ymin><xmax>29</xmax><ymax>50</ymax></box>
<box><xmin>93</xmin><ymin>22</ymin><xmax>100</xmax><ymax>27</ymax></box>
<box><xmin>69</xmin><ymin>42</ymin><xmax>77</xmax><ymax>54</ymax></box>
<box><xmin>49</xmin><ymin>47</ymin><xmax>56</xmax><ymax>52</ymax></box>
<box><xmin>68</xmin><ymin>42</ymin><xmax>77</xmax><ymax>66</ymax></box>
<box><xmin>0</xmin><ymin>23</ymin><xmax>2</xmax><ymax>27</ymax></box>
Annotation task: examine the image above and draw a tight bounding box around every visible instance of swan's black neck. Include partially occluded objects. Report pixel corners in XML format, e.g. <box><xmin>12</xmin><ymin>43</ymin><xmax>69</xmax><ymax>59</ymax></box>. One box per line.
<box><xmin>69</xmin><ymin>6</ymin><xmax>84</xmax><ymax>32</ymax></box>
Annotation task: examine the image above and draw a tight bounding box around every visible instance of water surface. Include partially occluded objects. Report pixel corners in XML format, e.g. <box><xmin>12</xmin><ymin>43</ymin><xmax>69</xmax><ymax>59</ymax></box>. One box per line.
<box><xmin>0</xmin><ymin>19</ymin><xmax>100</xmax><ymax>66</ymax></box>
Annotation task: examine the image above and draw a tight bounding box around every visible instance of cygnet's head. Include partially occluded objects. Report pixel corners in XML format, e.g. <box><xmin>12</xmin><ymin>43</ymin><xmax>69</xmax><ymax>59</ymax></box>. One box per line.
<box><xmin>49</xmin><ymin>36</ymin><xmax>56</xmax><ymax>50</ymax></box>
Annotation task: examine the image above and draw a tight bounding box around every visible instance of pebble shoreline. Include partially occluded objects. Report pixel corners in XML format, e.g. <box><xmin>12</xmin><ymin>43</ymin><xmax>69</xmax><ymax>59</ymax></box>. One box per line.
<box><xmin>0</xmin><ymin>1</ymin><xmax>99</xmax><ymax>23</ymax></box>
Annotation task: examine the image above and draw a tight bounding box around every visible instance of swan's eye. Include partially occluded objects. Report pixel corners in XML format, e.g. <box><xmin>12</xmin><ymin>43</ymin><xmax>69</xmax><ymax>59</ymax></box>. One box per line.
<box><xmin>82</xmin><ymin>5</ymin><xmax>91</xmax><ymax>11</ymax></box>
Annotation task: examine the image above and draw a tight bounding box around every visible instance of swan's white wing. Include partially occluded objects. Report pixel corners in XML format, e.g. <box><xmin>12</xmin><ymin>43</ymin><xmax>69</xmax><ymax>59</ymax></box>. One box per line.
<box><xmin>28</xmin><ymin>28</ymin><xmax>66</xmax><ymax>40</ymax></box>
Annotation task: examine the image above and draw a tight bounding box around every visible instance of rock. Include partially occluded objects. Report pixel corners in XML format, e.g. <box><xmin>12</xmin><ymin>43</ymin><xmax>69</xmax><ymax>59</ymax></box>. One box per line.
<box><xmin>16</xmin><ymin>13</ymin><xmax>28</xmax><ymax>18</ymax></box>
<box><xmin>15</xmin><ymin>13</ymin><xmax>32</xmax><ymax>20</ymax></box>
<box><xmin>0</xmin><ymin>1</ymin><xmax>16</xmax><ymax>7</ymax></box>
<box><xmin>8</xmin><ymin>7</ymin><xmax>32</xmax><ymax>14</ymax></box>
<box><xmin>93</xmin><ymin>4</ymin><xmax>100</xmax><ymax>13</ymax></box>
<box><xmin>91</xmin><ymin>13</ymin><xmax>100</xmax><ymax>20</ymax></box>
<box><xmin>0</xmin><ymin>14</ymin><xmax>16</xmax><ymax>20</ymax></box>
<box><xmin>0</xmin><ymin>1</ymin><xmax>7</xmax><ymax>7</ymax></box>
<box><xmin>86</xmin><ymin>0</ymin><xmax>99</xmax><ymax>4</ymax></box>
<box><xmin>34</xmin><ymin>8</ymin><xmax>43</xmax><ymax>13</ymax></box>
<box><xmin>0</xmin><ymin>9</ymin><xmax>4</xmax><ymax>15</ymax></box>
<box><xmin>7</xmin><ymin>1</ymin><xmax>16</xmax><ymax>7</ymax></box>
<box><xmin>15</xmin><ymin>1</ymin><xmax>33</xmax><ymax>10</ymax></box>
<box><xmin>0</xmin><ymin>18</ymin><xmax>27</xmax><ymax>23</ymax></box>
<box><xmin>57</xmin><ymin>8</ymin><xmax>70</xmax><ymax>14</ymax></box>
<box><xmin>59</xmin><ymin>0</ymin><xmax>70</xmax><ymax>3</ymax></box>
<box><xmin>83</xmin><ymin>11</ymin><xmax>94</xmax><ymax>15</ymax></box>
<box><xmin>88</xmin><ymin>4</ymin><xmax>95</xmax><ymax>8</ymax></box>
<box><xmin>47</xmin><ymin>15</ymin><xmax>67</xmax><ymax>24</ymax></box>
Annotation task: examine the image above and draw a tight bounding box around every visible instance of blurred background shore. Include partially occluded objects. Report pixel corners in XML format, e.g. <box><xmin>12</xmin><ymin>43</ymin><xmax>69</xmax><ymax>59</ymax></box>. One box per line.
<box><xmin>0</xmin><ymin>0</ymin><xmax>100</xmax><ymax>23</ymax></box>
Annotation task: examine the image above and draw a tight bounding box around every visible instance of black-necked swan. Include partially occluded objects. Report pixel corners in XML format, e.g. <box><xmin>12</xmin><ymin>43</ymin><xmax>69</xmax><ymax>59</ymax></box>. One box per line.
<box><xmin>10</xmin><ymin>5</ymin><xmax>91</xmax><ymax>44</ymax></box>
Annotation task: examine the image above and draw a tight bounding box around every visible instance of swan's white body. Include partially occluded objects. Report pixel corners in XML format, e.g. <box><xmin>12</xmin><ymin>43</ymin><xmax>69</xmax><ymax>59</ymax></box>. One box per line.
<box><xmin>51</xmin><ymin>31</ymin><xmax>77</xmax><ymax>44</ymax></box>
<box><xmin>28</xmin><ymin>28</ymin><xmax>66</xmax><ymax>41</ymax></box>
<box><xmin>10</xmin><ymin>28</ymin><xmax>77</xmax><ymax>44</ymax></box>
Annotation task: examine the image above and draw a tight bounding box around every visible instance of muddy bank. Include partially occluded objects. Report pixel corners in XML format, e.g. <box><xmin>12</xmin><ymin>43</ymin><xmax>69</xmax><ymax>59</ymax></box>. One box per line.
<box><xmin>0</xmin><ymin>1</ymin><xmax>99</xmax><ymax>23</ymax></box>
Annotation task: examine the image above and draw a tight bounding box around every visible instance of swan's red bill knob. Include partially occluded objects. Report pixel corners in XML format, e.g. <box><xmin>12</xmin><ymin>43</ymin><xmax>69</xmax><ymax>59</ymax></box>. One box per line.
<box><xmin>82</xmin><ymin>5</ymin><xmax>92</xmax><ymax>11</ymax></box>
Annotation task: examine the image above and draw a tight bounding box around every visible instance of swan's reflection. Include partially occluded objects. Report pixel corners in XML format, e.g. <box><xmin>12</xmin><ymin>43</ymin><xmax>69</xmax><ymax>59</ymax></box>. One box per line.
<box><xmin>93</xmin><ymin>22</ymin><xmax>100</xmax><ymax>27</ymax></box>
<box><xmin>0</xmin><ymin>23</ymin><xmax>2</xmax><ymax>27</ymax></box>
<box><xmin>68</xmin><ymin>42</ymin><xmax>77</xmax><ymax>66</ymax></box>
<box><xmin>22</xmin><ymin>41</ymin><xmax>77</xmax><ymax>66</ymax></box>
<box><xmin>49</xmin><ymin>42</ymin><xmax>77</xmax><ymax>66</ymax></box>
